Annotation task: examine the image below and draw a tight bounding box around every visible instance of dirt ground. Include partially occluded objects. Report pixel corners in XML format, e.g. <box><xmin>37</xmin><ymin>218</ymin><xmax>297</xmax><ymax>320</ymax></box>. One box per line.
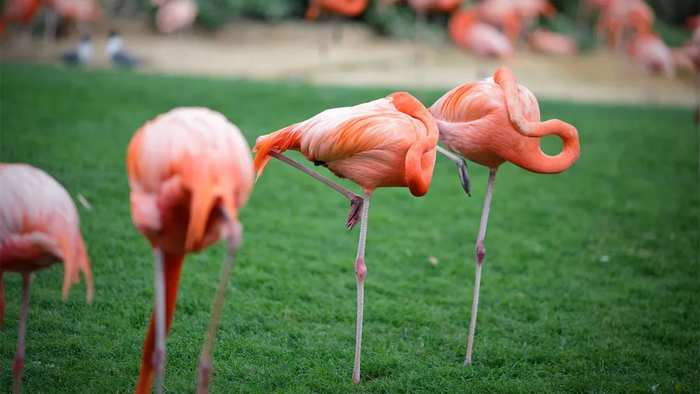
<box><xmin>1</xmin><ymin>17</ymin><xmax>697</xmax><ymax>108</ymax></box>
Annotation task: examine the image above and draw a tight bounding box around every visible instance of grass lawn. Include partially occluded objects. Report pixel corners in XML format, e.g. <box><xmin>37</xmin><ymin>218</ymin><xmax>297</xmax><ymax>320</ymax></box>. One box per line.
<box><xmin>0</xmin><ymin>63</ymin><xmax>698</xmax><ymax>393</ymax></box>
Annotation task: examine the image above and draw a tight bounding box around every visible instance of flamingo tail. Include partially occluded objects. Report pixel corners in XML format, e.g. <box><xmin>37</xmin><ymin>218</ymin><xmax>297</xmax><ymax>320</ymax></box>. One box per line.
<box><xmin>251</xmin><ymin>125</ymin><xmax>302</xmax><ymax>181</ymax></box>
<box><xmin>57</xmin><ymin>227</ymin><xmax>94</xmax><ymax>304</ymax></box>
<box><xmin>135</xmin><ymin>253</ymin><xmax>185</xmax><ymax>394</ymax></box>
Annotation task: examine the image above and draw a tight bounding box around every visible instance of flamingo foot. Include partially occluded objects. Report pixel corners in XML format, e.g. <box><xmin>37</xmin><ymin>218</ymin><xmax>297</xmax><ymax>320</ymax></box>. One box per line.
<box><xmin>12</xmin><ymin>354</ymin><xmax>24</xmax><ymax>394</ymax></box>
<box><xmin>456</xmin><ymin>159</ymin><xmax>471</xmax><ymax>197</ymax></box>
<box><xmin>196</xmin><ymin>356</ymin><xmax>212</xmax><ymax>394</ymax></box>
<box><xmin>346</xmin><ymin>195</ymin><xmax>364</xmax><ymax>230</ymax></box>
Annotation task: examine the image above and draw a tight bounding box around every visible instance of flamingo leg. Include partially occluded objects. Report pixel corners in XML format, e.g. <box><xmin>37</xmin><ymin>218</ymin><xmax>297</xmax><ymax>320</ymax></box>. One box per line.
<box><xmin>197</xmin><ymin>208</ymin><xmax>240</xmax><ymax>394</ymax></box>
<box><xmin>269</xmin><ymin>151</ymin><xmax>364</xmax><ymax>229</ymax></box>
<box><xmin>13</xmin><ymin>274</ymin><xmax>31</xmax><ymax>394</ymax></box>
<box><xmin>1</xmin><ymin>271</ymin><xmax>5</xmax><ymax>327</ymax></box>
<box><xmin>464</xmin><ymin>168</ymin><xmax>497</xmax><ymax>367</ymax></box>
<box><xmin>436</xmin><ymin>146</ymin><xmax>471</xmax><ymax>196</ymax></box>
<box><xmin>694</xmin><ymin>72</ymin><xmax>700</xmax><ymax>124</ymax></box>
<box><xmin>352</xmin><ymin>193</ymin><xmax>371</xmax><ymax>384</ymax></box>
<box><xmin>43</xmin><ymin>8</ymin><xmax>59</xmax><ymax>45</ymax></box>
<box><xmin>153</xmin><ymin>248</ymin><xmax>166</xmax><ymax>394</ymax></box>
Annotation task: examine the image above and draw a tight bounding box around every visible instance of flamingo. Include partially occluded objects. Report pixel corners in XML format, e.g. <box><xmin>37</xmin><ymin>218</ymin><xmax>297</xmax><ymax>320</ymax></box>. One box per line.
<box><xmin>428</xmin><ymin>67</ymin><xmax>581</xmax><ymax>366</ymax></box>
<box><xmin>686</xmin><ymin>15</ymin><xmax>700</xmax><ymax>32</ymax></box>
<box><xmin>127</xmin><ymin>107</ymin><xmax>254</xmax><ymax>394</ymax></box>
<box><xmin>0</xmin><ymin>0</ymin><xmax>43</xmax><ymax>50</ymax></box>
<box><xmin>514</xmin><ymin>0</ymin><xmax>556</xmax><ymax>41</ymax></box>
<box><xmin>253</xmin><ymin>92</ymin><xmax>469</xmax><ymax>383</ymax></box>
<box><xmin>152</xmin><ymin>0</ymin><xmax>198</xmax><ymax>36</ymax></box>
<box><xmin>597</xmin><ymin>0</ymin><xmax>654</xmax><ymax>53</ymax></box>
<box><xmin>528</xmin><ymin>28</ymin><xmax>578</xmax><ymax>56</ymax></box>
<box><xmin>625</xmin><ymin>30</ymin><xmax>674</xmax><ymax>77</ymax></box>
<box><xmin>687</xmin><ymin>27</ymin><xmax>700</xmax><ymax>123</ymax></box>
<box><xmin>43</xmin><ymin>0</ymin><xmax>102</xmax><ymax>43</ymax></box>
<box><xmin>0</xmin><ymin>163</ymin><xmax>94</xmax><ymax>394</ymax></box>
<box><xmin>475</xmin><ymin>0</ymin><xmax>523</xmax><ymax>46</ymax></box>
<box><xmin>449</xmin><ymin>9</ymin><xmax>514</xmax><ymax>79</ymax></box>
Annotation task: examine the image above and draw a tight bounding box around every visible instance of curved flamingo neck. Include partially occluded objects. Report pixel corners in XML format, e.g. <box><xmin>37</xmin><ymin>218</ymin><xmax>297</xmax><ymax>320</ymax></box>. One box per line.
<box><xmin>493</xmin><ymin>67</ymin><xmax>581</xmax><ymax>174</ymax></box>
<box><xmin>386</xmin><ymin>92</ymin><xmax>439</xmax><ymax>196</ymax></box>
<box><xmin>510</xmin><ymin>120</ymin><xmax>581</xmax><ymax>174</ymax></box>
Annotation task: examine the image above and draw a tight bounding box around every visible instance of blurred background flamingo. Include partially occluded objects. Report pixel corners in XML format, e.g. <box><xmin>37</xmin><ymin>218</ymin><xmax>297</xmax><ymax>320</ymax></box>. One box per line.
<box><xmin>152</xmin><ymin>0</ymin><xmax>198</xmax><ymax>36</ymax></box>
<box><xmin>449</xmin><ymin>8</ymin><xmax>514</xmax><ymax>79</ymax></box>
<box><xmin>528</xmin><ymin>28</ymin><xmax>579</xmax><ymax>55</ymax></box>
<box><xmin>0</xmin><ymin>163</ymin><xmax>94</xmax><ymax>394</ymax></box>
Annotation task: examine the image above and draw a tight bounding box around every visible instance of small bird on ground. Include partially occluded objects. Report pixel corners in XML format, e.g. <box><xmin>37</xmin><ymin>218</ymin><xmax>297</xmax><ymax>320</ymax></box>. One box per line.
<box><xmin>60</xmin><ymin>35</ymin><xmax>92</xmax><ymax>66</ymax></box>
<box><xmin>106</xmin><ymin>30</ymin><xmax>140</xmax><ymax>68</ymax></box>
<box><xmin>0</xmin><ymin>163</ymin><xmax>94</xmax><ymax>394</ymax></box>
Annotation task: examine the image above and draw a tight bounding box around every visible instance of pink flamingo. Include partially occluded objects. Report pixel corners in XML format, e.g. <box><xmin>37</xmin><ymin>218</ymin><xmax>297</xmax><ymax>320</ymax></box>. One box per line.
<box><xmin>0</xmin><ymin>163</ymin><xmax>94</xmax><ymax>394</ymax></box>
<box><xmin>128</xmin><ymin>107</ymin><xmax>254</xmax><ymax>394</ymax></box>
<box><xmin>152</xmin><ymin>0</ymin><xmax>198</xmax><ymax>35</ymax></box>
<box><xmin>449</xmin><ymin>9</ymin><xmax>514</xmax><ymax>79</ymax></box>
<box><xmin>528</xmin><ymin>28</ymin><xmax>578</xmax><ymax>55</ymax></box>
<box><xmin>252</xmin><ymin>92</ymin><xmax>444</xmax><ymax>383</ymax></box>
<box><xmin>429</xmin><ymin>67</ymin><xmax>580</xmax><ymax>366</ymax></box>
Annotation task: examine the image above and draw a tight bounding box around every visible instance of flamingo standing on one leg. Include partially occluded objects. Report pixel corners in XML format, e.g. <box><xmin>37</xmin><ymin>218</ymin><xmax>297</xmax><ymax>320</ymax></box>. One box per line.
<box><xmin>687</xmin><ymin>27</ymin><xmax>700</xmax><ymax>124</ymax></box>
<box><xmin>428</xmin><ymin>67</ymin><xmax>581</xmax><ymax>366</ymax></box>
<box><xmin>626</xmin><ymin>30</ymin><xmax>675</xmax><ymax>102</ymax></box>
<box><xmin>253</xmin><ymin>92</ymin><xmax>466</xmax><ymax>384</ymax></box>
<box><xmin>128</xmin><ymin>107</ymin><xmax>254</xmax><ymax>394</ymax></box>
<box><xmin>449</xmin><ymin>9</ymin><xmax>514</xmax><ymax>79</ymax></box>
<box><xmin>0</xmin><ymin>163</ymin><xmax>94</xmax><ymax>394</ymax></box>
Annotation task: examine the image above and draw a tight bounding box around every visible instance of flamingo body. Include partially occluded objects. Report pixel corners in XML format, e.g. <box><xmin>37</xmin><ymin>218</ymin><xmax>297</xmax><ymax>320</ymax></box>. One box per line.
<box><xmin>155</xmin><ymin>0</ymin><xmax>198</xmax><ymax>34</ymax></box>
<box><xmin>528</xmin><ymin>28</ymin><xmax>578</xmax><ymax>55</ymax></box>
<box><xmin>449</xmin><ymin>10</ymin><xmax>514</xmax><ymax>59</ymax></box>
<box><xmin>627</xmin><ymin>32</ymin><xmax>675</xmax><ymax>78</ymax></box>
<box><xmin>430</xmin><ymin>71</ymin><xmax>580</xmax><ymax>173</ymax></box>
<box><xmin>0</xmin><ymin>163</ymin><xmax>94</xmax><ymax>298</ymax></box>
<box><xmin>254</xmin><ymin>92</ymin><xmax>438</xmax><ymax>196</ymax></box>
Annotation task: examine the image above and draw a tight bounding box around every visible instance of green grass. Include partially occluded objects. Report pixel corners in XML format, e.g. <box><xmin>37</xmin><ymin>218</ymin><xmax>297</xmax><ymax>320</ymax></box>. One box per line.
<box><xmin>0</xmin><ymin>63</ymin><xmax>698</xmax><ymax>393</ymax></box>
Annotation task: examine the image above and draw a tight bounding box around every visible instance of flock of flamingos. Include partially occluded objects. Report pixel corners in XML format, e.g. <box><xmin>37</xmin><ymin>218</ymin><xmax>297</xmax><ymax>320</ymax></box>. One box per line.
<box><xmin>0</xmin><ymin>1</ymin><xmax>698</xmax><ymax>394</ymax></box>
<box><xmin>1</xmin><ymin>0</ymin><xmax>700</xmax><ymax>80</ymax></box>
<box><xmin>2</xmin><ymin>65</ymin><xmax>582</xmax><ymax>393</ymax></box>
